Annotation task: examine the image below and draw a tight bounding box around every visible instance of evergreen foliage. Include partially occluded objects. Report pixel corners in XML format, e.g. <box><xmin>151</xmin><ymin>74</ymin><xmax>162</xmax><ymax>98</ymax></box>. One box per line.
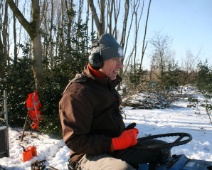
<box><xmin>196</xmin><ymin>61</ymin><xmax>212</xmax><ymax>93</ymax></box>
<box><xmin>0</xmin><ymin>21</ymin><xmax>89</xmax><ymax>137</ymax></box>
<box><xmin>0</xmin><ymin>58</ymin><xmax>35</xmax><ymax>127</ymax></box>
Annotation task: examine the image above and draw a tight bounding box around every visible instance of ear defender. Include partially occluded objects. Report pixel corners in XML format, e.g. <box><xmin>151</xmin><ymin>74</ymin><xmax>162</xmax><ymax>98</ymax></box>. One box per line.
<box><xmin>88</xmin><ymin>52</ymin><xmax>104</xmax><ymax>70</ymax></box>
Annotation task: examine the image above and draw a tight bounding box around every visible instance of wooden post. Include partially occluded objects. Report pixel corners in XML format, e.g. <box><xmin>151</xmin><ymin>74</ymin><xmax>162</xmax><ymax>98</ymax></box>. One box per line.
<box><xmin>20</xmin><ymin>114</ymin><xmax>29</xmax><ymax>142</ymax></box>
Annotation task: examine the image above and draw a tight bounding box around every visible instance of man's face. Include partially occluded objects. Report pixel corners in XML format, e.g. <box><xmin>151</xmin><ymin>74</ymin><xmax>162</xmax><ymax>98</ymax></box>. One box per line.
<box><xmin>99</xmin><ymin>57</ymin><xmax>123</xmax><ymax>80</ymax></box>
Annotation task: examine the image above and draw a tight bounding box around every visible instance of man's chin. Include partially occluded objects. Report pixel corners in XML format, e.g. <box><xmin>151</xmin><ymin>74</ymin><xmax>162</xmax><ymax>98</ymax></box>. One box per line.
<box><xmin>110</xmin><ymin>75</ymin><xmax>117</xmax><ymax>80</ymax></box>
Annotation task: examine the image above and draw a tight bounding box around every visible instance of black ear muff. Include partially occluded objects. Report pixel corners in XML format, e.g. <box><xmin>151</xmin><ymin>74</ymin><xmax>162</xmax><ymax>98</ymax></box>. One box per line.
<box><xmin>88</xmin><ymin>52</ymin><xmax>104</xmax><ymax>70</ymax></box>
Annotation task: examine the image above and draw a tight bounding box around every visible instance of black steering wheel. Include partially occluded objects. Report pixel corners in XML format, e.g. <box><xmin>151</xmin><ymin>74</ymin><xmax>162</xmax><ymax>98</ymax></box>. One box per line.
<box><xmin>136</xmin><ymin>132</ymin><xmax>192</xmax><ymax>150</ymax></box>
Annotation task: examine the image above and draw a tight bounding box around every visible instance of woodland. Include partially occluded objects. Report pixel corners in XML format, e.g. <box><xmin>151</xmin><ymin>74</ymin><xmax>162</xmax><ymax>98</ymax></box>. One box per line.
<box><xmin>0</xmin><ymin>0</ymin><xmax>212</xmax><ymax>136</ymax></box>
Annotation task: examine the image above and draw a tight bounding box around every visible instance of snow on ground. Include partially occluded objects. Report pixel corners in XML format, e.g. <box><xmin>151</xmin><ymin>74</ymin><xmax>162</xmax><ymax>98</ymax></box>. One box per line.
<box><xmin>0</xmin><ymin>86</ymin><xmax>212</xmax><ymax>170</ymax></box>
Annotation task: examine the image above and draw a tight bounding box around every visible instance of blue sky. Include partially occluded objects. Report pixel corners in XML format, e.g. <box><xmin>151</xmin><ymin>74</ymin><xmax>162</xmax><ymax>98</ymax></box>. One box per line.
<box><xmin>142</xmin><ymin>0</ymin><xmax>212</xmax><ymax>68</ymax></box>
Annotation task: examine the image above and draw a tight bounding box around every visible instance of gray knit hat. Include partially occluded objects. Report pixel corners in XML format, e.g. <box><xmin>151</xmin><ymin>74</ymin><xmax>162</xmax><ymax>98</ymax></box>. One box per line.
<box><xmin>91</xmin><ymin>33</ymin><xmax>124</xmax><ymax>61</ymax></box>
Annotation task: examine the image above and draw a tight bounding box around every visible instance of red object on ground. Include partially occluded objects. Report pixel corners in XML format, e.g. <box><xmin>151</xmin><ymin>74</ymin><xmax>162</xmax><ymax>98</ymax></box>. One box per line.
<box><xmin>22</xmin><ymin>146</ymin><xmax>37</xmax><ymax>162</ymax></box>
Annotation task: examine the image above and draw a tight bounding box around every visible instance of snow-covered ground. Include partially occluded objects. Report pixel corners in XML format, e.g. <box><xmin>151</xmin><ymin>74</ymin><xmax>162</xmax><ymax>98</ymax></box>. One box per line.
<box><xmin>0</xmin><ymin>87</ymin><xmax>212</xmax><ymax>170</ymax></box>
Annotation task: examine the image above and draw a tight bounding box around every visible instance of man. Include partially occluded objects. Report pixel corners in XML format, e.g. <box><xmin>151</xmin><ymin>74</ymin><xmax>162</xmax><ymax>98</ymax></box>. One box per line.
<box><xmin>59</xmin><ymin>33</ymin><xmax>170</xmax><ymax>170</ymax></box>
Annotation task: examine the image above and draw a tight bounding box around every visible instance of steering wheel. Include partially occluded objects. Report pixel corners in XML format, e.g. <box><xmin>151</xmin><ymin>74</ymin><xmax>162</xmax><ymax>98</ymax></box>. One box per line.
<box><xmin>136</xmin><ymin>132</ymin><xmax>192</xmax><ymax>150</ymax></box>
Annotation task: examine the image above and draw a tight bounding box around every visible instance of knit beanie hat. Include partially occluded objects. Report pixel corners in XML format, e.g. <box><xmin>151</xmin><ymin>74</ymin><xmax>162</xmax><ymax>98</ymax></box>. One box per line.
<box><xmin>91</xmin><ymin>33</ymin><xmax>124</xmax><ymax>61</ymax></box>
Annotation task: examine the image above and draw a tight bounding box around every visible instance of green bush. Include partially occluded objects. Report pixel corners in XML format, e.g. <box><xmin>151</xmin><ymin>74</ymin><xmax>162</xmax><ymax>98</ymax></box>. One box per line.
<box><xmin>1</xmin><ymin>58</ymin><xmax>35</xmax><ymax>127</ymax></box>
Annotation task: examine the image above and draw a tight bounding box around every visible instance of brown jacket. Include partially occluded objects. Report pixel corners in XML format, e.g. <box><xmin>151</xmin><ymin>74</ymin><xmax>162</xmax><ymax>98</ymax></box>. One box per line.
<box><xmin>59</xmin><ymin>66</ymin><xmax>125</xmax><ymax>162</ymax></box>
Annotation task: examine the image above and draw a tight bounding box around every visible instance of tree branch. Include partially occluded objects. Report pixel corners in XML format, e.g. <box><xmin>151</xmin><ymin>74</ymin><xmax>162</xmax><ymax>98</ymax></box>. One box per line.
<box><xmin>87</xmin><ymin>0</ymin><xmax>101</xmax><ymax>36</ymax></box>
<box><xmin>6</xmin><ymin>0</ymin><xmax>31</xmax><ymax>35</ymax></box>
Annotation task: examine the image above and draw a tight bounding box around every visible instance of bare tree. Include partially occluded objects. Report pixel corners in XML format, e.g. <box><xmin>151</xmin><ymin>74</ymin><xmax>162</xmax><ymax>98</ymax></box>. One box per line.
<box><xmin>65</xmin><ymin>0</ymin><xmax>74</xmax><ymax>50</ymax></box>
<box><xmin>179</xmin><ymin>49</ymin><xmax>199</xmax><ymax>93</ymax></box>
<box><xmin>139</xmin><ymin>0</ymin><xmax>151</xmax><ymax>73</ymax></box>
<box><xmin>106</xmin><ymin>0</ymin><xmax>114</xmax><ymax>34</ymax></box>
<box><xmin>132</xmin><ymin>0</ymin><xmax>144</xmax><ymax>84</ymax></box>
<box><xmin>85</xmin><ymin>0</ymin><xmax>90</xmax><ymax>51</ymax></box>
<box><xmin>0</xmin><ymin>1</ymin><xmax>6</xmax><ymax>73</ymax></box>
<box><xmin>3</xmin><ymin>1</ymin><xmax>8</xmax><ymax>65</ymax></box>
<box><xmin>87</xmin><ymin>0</ymin><xmax>105</xmax><ymax>37</ymax></box>
<box><xmin>150</xmin><ymin>32</ymin><xmax>173</xmax><ymax>95</ymax></box>
<box><xmin>0</xmin><ymin>0</ymin><xmax>10</xmax><ymax>81</ymax></box>
<box><xmin>0</xmin><ymin>1</ymin><xmax>5</xmax><ymax>77</ymax></box>
<box><xmin>41</xmin><ymin>0</ymin><xmax>61</xmax><ymax>69</ymax></box>
<box><xmin>122</xmin><ymin>1</ymin><xmax>135</xmax><ymax>76</ymax></box>
<box><xmin>41</xmin><ymin>0</ymin><xmax>49</xmax><ymax>68</ymax></box>
<box><xmin>120</xmin><ymin>0</ymin><xmax>129</xmax><ymax>49</ymax></box>
<box><xmin>7</xmin><ymin>0</ymin><xmax>43</xmax><ymax>91</ymax></box>
<box><xmin>13</xmin><ymin>0</ymin><xmax>18</xmax><ymax>66</ymax></box>
<box><xmin>112</xmin><ymin>0</ymin><xmax>121</xmax><ymax>38</ymax></box>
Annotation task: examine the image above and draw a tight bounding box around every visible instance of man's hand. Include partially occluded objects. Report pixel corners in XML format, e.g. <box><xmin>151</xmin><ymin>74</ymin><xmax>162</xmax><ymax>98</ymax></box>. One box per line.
<box><xmin>111</xmin><ymin>128</ymin><xmax>139</xmax><ymax>151</ymax></box>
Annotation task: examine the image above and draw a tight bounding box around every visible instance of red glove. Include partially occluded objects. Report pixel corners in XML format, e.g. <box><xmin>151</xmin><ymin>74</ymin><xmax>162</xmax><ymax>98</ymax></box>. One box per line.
<box><xmin>111</xmin><ymin>128</ymin><xmax>139</xmax><ymax>151</ymax></box>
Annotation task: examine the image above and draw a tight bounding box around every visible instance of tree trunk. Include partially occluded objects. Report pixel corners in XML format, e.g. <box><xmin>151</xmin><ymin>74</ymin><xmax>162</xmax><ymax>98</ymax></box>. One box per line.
<box><xmin>87</xmin><ymin>0</ymin><xmax>105</xmax><ymax>37</ymax></box>
<box><xmin>120</xmin><ymin>0</ymin><xmax>129</xmax><ymax>49</ymax></box>
<box><xmin>139</xmin><ymin>0</ymin><xmax>151</xmax><ymax>72</ymax></box>
<box><xmin>7</xmin><ymin>0</ymin><xmax>43</xmax><ymax>91</ymax></box>
<box><xmin>65</xmin><ymin>0</ymin><xmax>73</xmax><ymax>52</ymax></box>
<box><xmin>31</xmin><ymin>34</ymin><xmax>43</xmax><ymax>91</ymax></box>
<box><xmin>3</xmin><ymin>1</ymin><xmax>8</xmax><ymax>65</ymax></box>
<box><xmin>0</xmin><ymin>36</ymin><xmax>4</xmax><ymax>77</ymax></box>
<box><xmin>13</xmin><ymin>0</ymin><xmax>18</xmax><ymax>66</ymax></box>
<box><xmin>0</xmin><ymin>1</ymin><xmax>8</xmax><ymax>77</ymax></box>
<box><xmin>112</xmin><ymin>0</ymin><xmax>120</xmax><ymax>38</ymax></box>
<box><xmin>106</xmin><ymin>0</ymin><xmax>113</xmax><ymax>34</ymax></box>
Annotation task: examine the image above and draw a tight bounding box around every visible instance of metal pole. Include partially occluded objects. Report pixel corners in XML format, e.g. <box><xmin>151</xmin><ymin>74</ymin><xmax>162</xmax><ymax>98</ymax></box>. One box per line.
<box><xmin>3</xmin><ymin>90</ymin><xmax>9</xmax><ymax>157</ymax></box>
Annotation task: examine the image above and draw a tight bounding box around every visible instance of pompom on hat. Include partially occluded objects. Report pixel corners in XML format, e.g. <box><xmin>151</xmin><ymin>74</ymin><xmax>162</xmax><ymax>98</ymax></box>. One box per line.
<box><xmin>91</xmin><ymin>33</ymin><xmax>124</xmax><ymax>61</ymax></box>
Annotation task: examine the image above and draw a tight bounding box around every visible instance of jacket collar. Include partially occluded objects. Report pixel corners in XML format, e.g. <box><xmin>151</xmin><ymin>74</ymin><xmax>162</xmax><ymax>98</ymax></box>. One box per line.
<box><xmin>83</xmin><ymin>65</ymin><xmax>122</xmax><ymax>87</ymax></box>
